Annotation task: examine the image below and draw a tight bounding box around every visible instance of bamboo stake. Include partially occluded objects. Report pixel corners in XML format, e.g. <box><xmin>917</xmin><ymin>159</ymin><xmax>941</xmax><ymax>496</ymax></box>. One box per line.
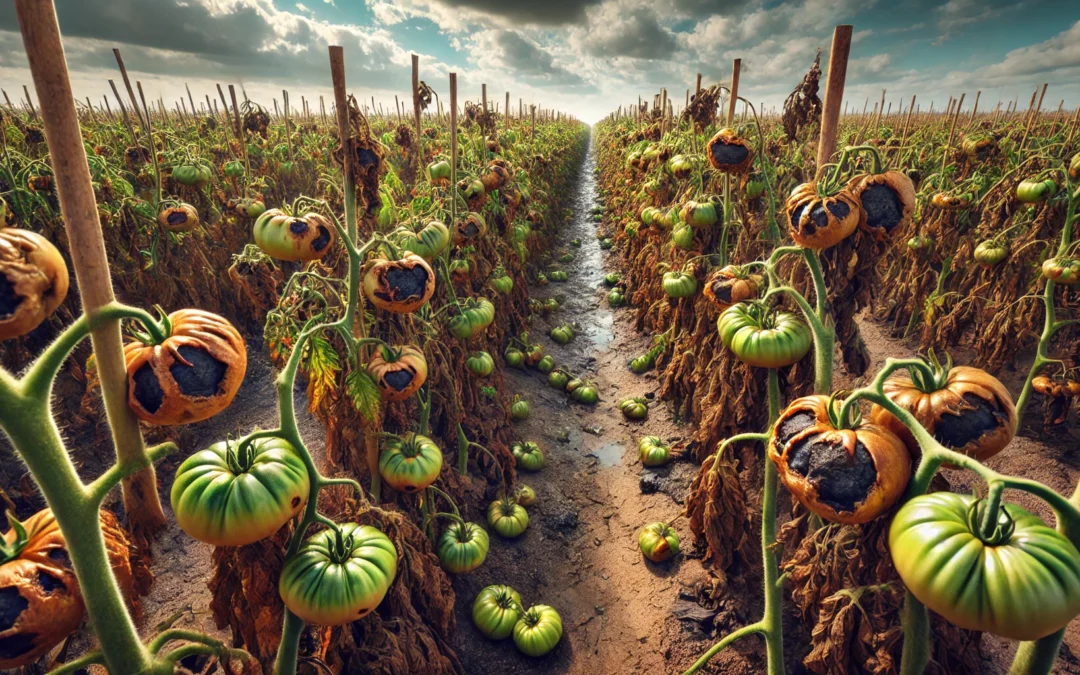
<box><xmin>19</xmin><ymin>0</ymin><xmax>167</xmax><ymax>535</ymax></box>
<box><xmin>816</xmin><ymin>25</ymin><xmax>852</xmax><ymax>173</ymax></box>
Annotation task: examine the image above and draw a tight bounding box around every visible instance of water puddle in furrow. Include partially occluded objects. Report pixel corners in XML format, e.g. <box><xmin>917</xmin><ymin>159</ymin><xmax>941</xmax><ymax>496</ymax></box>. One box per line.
<box><xmin>561</xmin><ymin>137</ymin><xmax>615</xmax><ymax>350</ymax></box>
<box><xmin>588</xmin><ymin>442</ymin><xmax>624</xmax><ymax>467</ymax></box>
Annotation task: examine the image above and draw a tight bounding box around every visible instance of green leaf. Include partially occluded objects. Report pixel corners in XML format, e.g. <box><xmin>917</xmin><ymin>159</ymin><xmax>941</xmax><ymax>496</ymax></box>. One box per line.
<box><xmin>346</xmin><ymin>368</ymin><xmax>382</xmax><ymax>425</ymax></box>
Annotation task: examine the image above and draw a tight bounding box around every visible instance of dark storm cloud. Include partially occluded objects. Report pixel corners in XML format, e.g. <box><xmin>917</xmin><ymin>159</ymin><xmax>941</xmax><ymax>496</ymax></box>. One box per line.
<box><xmin>494</xmin><ymin>30</ymin><xmax>586</xmax><ymax>85</ymax></box>
<box><xmin>0</xmin><ymin>0</ymin><xmax>271</xmax><ymax>58</ymax></box>
<box><xmin>427</xmin><ymin>0</ymin><xmax>605</xmax><ymax>25</ymax></box>
<box><xmin>584</xmin><ymin>7</ymin><xmax>678</xmax><ymax>60</ymax></box>
<box><xmin>0</xmin><ymin>0</ymin><xmax>414</xmax><ymax>92</ymax></box>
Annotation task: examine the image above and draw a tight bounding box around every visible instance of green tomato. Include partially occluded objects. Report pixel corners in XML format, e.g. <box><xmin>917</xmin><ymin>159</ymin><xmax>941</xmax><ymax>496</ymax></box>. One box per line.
<box><xmin>550</xmin><ymin>325</ymin><xmax>574</xmax><ymax>344</ymax></box>
<box><xmin>514</xmin><ymin>484</ymin><xmax>537</xmax><ymax>507</ymax></box>
<box><xmin>512</xmin><ymin>441</ymin><xmax>545</xmax><ymax>471</ymax></box>
<box><xmin>223</xmin><ymin>160</ymin><xmax>245</xmax><ymax>178</ymax></box>
<box><xmin>890</xmin><ymin>492</ymin><xmax>1080</xmax><ymax>641</ymax></box>
<box><xmin>513</xmin><ymin>605</ymin><xmax>563</xmax><ymax>657</ymax></box>
<box><xmin>570</xmin><ymin>381</ymin><xmax>599</xmax><ymax>405</ymax></box>
<box><xmin>599</xmin><ymin>238</ymin><xmax>613</xmax><ymax>250</ymax></box>
<box><xmin>490</xmin><ymin>273</ymin><xmax>514</xmax><ymax>295</ymax></box>
<box><xmin>466</xmin><ymin>351</ymin><xmax>495</xmax><ymax>378</ymax></box>
<box><xmin>672</xmin><ymin>221</ymin><xmax>696</xmax><ymax>250</ymax></box>
<box><xmin>397</xmin><ymin>220</ymin><xmax>450</xmax><ymax>261</ymax></box>
<box><xmin>548</xmin><ymin>369</ymin><xmax>571</xmax><ymax>390</ymax></box>
<box><xmin>680</xmin><ymin>199</ymin><xmax>718</xmax><ymax>228</ymax></box>
<box><xmin>638</xmin><ymin>522</ymin><xmax>680</xmax><ymax>562</ymax></box>
<box><xmin>253</xmin><ymin>209</ymin><xmax>335</xmax><ymax>262</ymax></box>
<box><xmin>603</xmin><ymin>272</ymin><xmax>621</xmax><ymax>287</ymax></box>
<box><xmin>544</xmin><ymin>298</ymin><xmax>560</xmax><ymax>313</ymax></box>
<box><xmin>717</xmin><ymin>302</ymin><xmax>811</xmax><ymax>368</ymax></box>
<box><xmin>488</xmin><ymin>499</ymin><xmax>529</xmax><ymax>538</ymax></box>
<box><xmin>745</xmin><ymin>175</ymin><xmax>767</xmax><ymax>199</ymax></box>
<box><xmin>511</xmin><ymin>398</ymin><xmax>531</xmax><ymax>421</ymax></box>
<box><xmin>570</xmin><ymin>238</ymin><xmax>582</xmax><ymax>247</ymax></box>
<box><xmin>504</xmin><ymin>347</ymin><xmax>525</xmax><ymax>368</ymax></box>
<box><xmin>662</xmin><ymin>271</ymin><xmax>698</xmax><ymax>298</ymax></box>
<box><xmin>1016</xmin><ymin>178</ymin><xmax>1056</xmax><ymax>204</ymax></box>
<box><xmin>630</xmin><ymin>356</ymin><xmax>651</xmax><ymax>374</ymax></box>
<box><xmin>437</xmin><ymin>521</ymin><xmax>489</xmax><ymax>574</ymax></box>
<box><xmin>279</xmin><ymin>523</ymin><xmax>397</xmax><ymax>625</ymax></box>
<box><xmin>973</xmin><ymin>240</ymin><xmax>1008</xmax><ymax>268</ymax></box>
<box><xmin>549</xmin><ymin>270</ymin><xmax>568</xmax><ymax>282</ymax></box>
<box><xmin>537</xmin><ymin>355</ymin><xmax>555</xmax><ymax>374</ymax></box>
<box><xmin>619</xmin><ymin>397</ymin><xmax>648</xmax><ymax>420</ymax></box>
<box><xmin>608</xmin><ymin>290</ymin><xmax>625</xmax><ymax>307</ymax></box>
<box><xmin>427</xmin><ymin>160</ymin><xmax>452</xmax><ymax>183</ymax></box>
<box><xmin>378</xmin><ymin>432</ymin><xmax>444</xmax><ymax>494</ymax></box>
<box><xmin>559</xmin><ymin>253</ymin><xmax>574</xmax><ymax>263</ymax></box>
<box><xmin>171</xmin><ymin>436</ymin><xmax>309</xmax><ymax>547</ymax></box>
<box><xmin>472</xmin><ymin>585</ymin><xmax>522</xmax><ymax>640</ymax></box>
<box><xmin>448</xmin><ymin>313</ymin><xmax>476</xmax><ymax>340</ymax></box>
<box><xmin>172</xmin><ymin>163</ymin><xmax>211</xmax><ymax>187</ymax></box>
<box><xmin>638</xmin><ymin>436</ymin><xmax>671</xmax><ymax>467</ymax></box>
<box><xmin>234</xmin><ymin>198</ymin><xmax>266</xmax><ymax>219</ymax></box>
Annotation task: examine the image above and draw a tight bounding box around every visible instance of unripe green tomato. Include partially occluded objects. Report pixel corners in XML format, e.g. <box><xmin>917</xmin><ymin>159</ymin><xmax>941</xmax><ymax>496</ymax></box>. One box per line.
<box><xmin>279</xmin><ymin>523</ymin><xmax>397</xmax><ymax>625</ymax></box>
<box><xmin>638</xmin><ymin>522</ymin><xmax>679</xmax><ymax>562</ymax></box>
<box><xmin>513</xmin><ymin>605</ymin><xmax>563</xmax><ymax>657</ymax></box>
<box><xmin>504</xmin><ymin>347</ymin><xmax>525</xmax><ymax>368</ymax></box>
<box><xmin>437</xmin><ymin>521</ymin><xmax>489</xmax><ymax>574</ymax></box>
<box><xmin>487</xmin><ymin>499</ymin><xmax>529</xmax><ymax>538</ymax></box>
<box><xmin>171</xmin><ymin>437</ymin><xmax>309</xmax><ymax>547</ymax></box>
<box><xmin>472</xmin><ymin>585</ymin><xmax>521</xmax><ymax>639</ymax></box>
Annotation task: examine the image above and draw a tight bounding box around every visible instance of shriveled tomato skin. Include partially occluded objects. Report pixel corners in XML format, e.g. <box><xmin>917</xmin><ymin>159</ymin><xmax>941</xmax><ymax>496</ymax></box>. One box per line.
<box><xmin>890</xmin><ymin>492</ymin><xmax>1080</xmax><ymax>641</ymax></box>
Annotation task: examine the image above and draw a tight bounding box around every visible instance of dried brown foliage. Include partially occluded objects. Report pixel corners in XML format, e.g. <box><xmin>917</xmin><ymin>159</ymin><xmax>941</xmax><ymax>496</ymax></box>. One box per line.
<box><xmin>782</xmin><ymin>52</ymin><xmax>822</xmax><ymax>142</ymax></box>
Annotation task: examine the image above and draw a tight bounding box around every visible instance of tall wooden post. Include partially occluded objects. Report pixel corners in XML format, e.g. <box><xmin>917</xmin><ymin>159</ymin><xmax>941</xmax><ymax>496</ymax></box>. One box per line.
<box><xmin>411</xmin><ymin>54</ymin><xmax>421</xmax><ymax>160</ymax></box>
<box><xmin>726</xmin><ymin>59</ymin><xmax>741</xmax><ymax>124</ymax></box>
<box><xmin>816</xmin><ymin>25</ymin><xmax>853</xmax><ymax>174</ymax></box>
<box><xmin>20</xmin><ymin>0</ymin><xmax>166</xmax><ymax>535</ymax></box>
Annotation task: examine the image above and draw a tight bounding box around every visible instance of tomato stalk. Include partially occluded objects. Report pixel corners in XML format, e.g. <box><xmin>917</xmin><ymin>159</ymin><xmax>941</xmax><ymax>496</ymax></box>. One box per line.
<box><xmin>1015</xmin><ymin>168</ymin><xmax>1078</xmax><ymax>427</ymax></box>
<box><xmin>0</xmin><ymin>301</ymin><xmax>192</xmax><ymax>672</ymax></box>
<box><xmin>683</xmin><ymin>369</ymin><xmax>783</xmax><ymax>675</ymax></box>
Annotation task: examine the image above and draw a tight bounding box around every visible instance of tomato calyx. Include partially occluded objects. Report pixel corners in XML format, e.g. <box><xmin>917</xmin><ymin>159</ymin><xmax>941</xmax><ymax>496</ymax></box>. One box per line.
<box><xmin>0</xmin><ymin>512</ymin><xmax>29</xmax><ymax>563</ymax></box>
<box><xmin>224</xmin><ymin>436</ymin><xmax>259</xmax><ymax>475</ymax></box>
<box><xmin>127</xmin><ymin>304</ymin><xmax>173</xmax><ymax>346</ymax></box>
<box><xmin>966</xmin><ymin>498</ymin><xmax>1014</xmax><ymax>546</ymax></box>
<box><xmin>906</xmin><ymin>349</ymin><xmax>953</xmax><ymax>393</ymax></box>
<box><xmin>327</xmin><ymin>525</ymin><xmax>357</xmax><ymax>565</ymax></box>
<box><xmin>824</xmin><ymin>390</ymin><xmax>862</xmax><ymax>431</ymax></box>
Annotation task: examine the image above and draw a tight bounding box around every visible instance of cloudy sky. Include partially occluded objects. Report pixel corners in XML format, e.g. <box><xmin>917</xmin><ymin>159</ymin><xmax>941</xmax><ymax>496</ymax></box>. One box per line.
<box><xmin>0</xmin><ymin>0</ymin><xmax>1078</xmax><ymax>124</ymax></box>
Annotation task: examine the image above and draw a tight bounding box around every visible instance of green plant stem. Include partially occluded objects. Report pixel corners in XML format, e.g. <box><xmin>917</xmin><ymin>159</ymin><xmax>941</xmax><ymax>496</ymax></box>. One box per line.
<box><xmin>274</xmin><ymin>609</ymin><xmax>306</xmax><ymax>674</ymax></box>
<box><xmin>899</xmin><ymin>592</ymin><xmax>930</xmax><ymax>675</ymax></box>
<box><xmin>760</xmin><ymin>368</ymin><xmax>784</xmax><ymax>674</ymax></box>
<box><xmin>682</xmin><ymin>623</ymin><xmax>766</xmax><ymax>674</ymax></box>
<box><xmin>1009</xmin><ymin>630</ymin><xmax>1066</xmax><ymax>675</ymax></box>
<box><xmin>682</xmin><ymin>370</ymin><xmax>783</xmax><ymax>675</ymax></box>
<box><xmin>1015</xmin><ymin>173</ymin><xmax>1077</xmax><ymax>427</ymax></box>
<box><xmin>0</xmin><ymin>397</ymin><xmax>153</xmax><ymax>673</ymax></box>
<box><xmin>802</xmin><ymin>249</ymin><xmax>834</xmax><ymax>394</ymax></box>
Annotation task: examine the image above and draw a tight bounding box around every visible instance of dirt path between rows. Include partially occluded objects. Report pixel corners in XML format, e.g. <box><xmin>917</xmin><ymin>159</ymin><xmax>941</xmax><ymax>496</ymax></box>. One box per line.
<box><xmin>448</xmin><ymin>141</ymin><xmax>712</xmax><ymax>674</ymax></box>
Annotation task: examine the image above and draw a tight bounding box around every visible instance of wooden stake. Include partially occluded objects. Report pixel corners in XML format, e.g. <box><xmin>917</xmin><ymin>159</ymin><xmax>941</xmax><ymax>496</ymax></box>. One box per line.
<box><xmin>505</xmin><ymin>91</ymin><xmax>510</xmax><ymax>129</ymax></box>
<box><xmin>816</xmin><ymin>25</ymin><xmax>852</xmax><ymax>173</ymax></box>
<box><xmin>17</xmin><ymin>0</ymin><xmax>167</xmax><ymax>535</ymax></box>
<box><xmin>411</xmin><ymin>54</ymin><xmax>421</xmax><ymax>160</ymax></box>
<box><xmin>22</xmin><ymin>84</ymin><xmax>37</xmax><ymax>119</ymax></box>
